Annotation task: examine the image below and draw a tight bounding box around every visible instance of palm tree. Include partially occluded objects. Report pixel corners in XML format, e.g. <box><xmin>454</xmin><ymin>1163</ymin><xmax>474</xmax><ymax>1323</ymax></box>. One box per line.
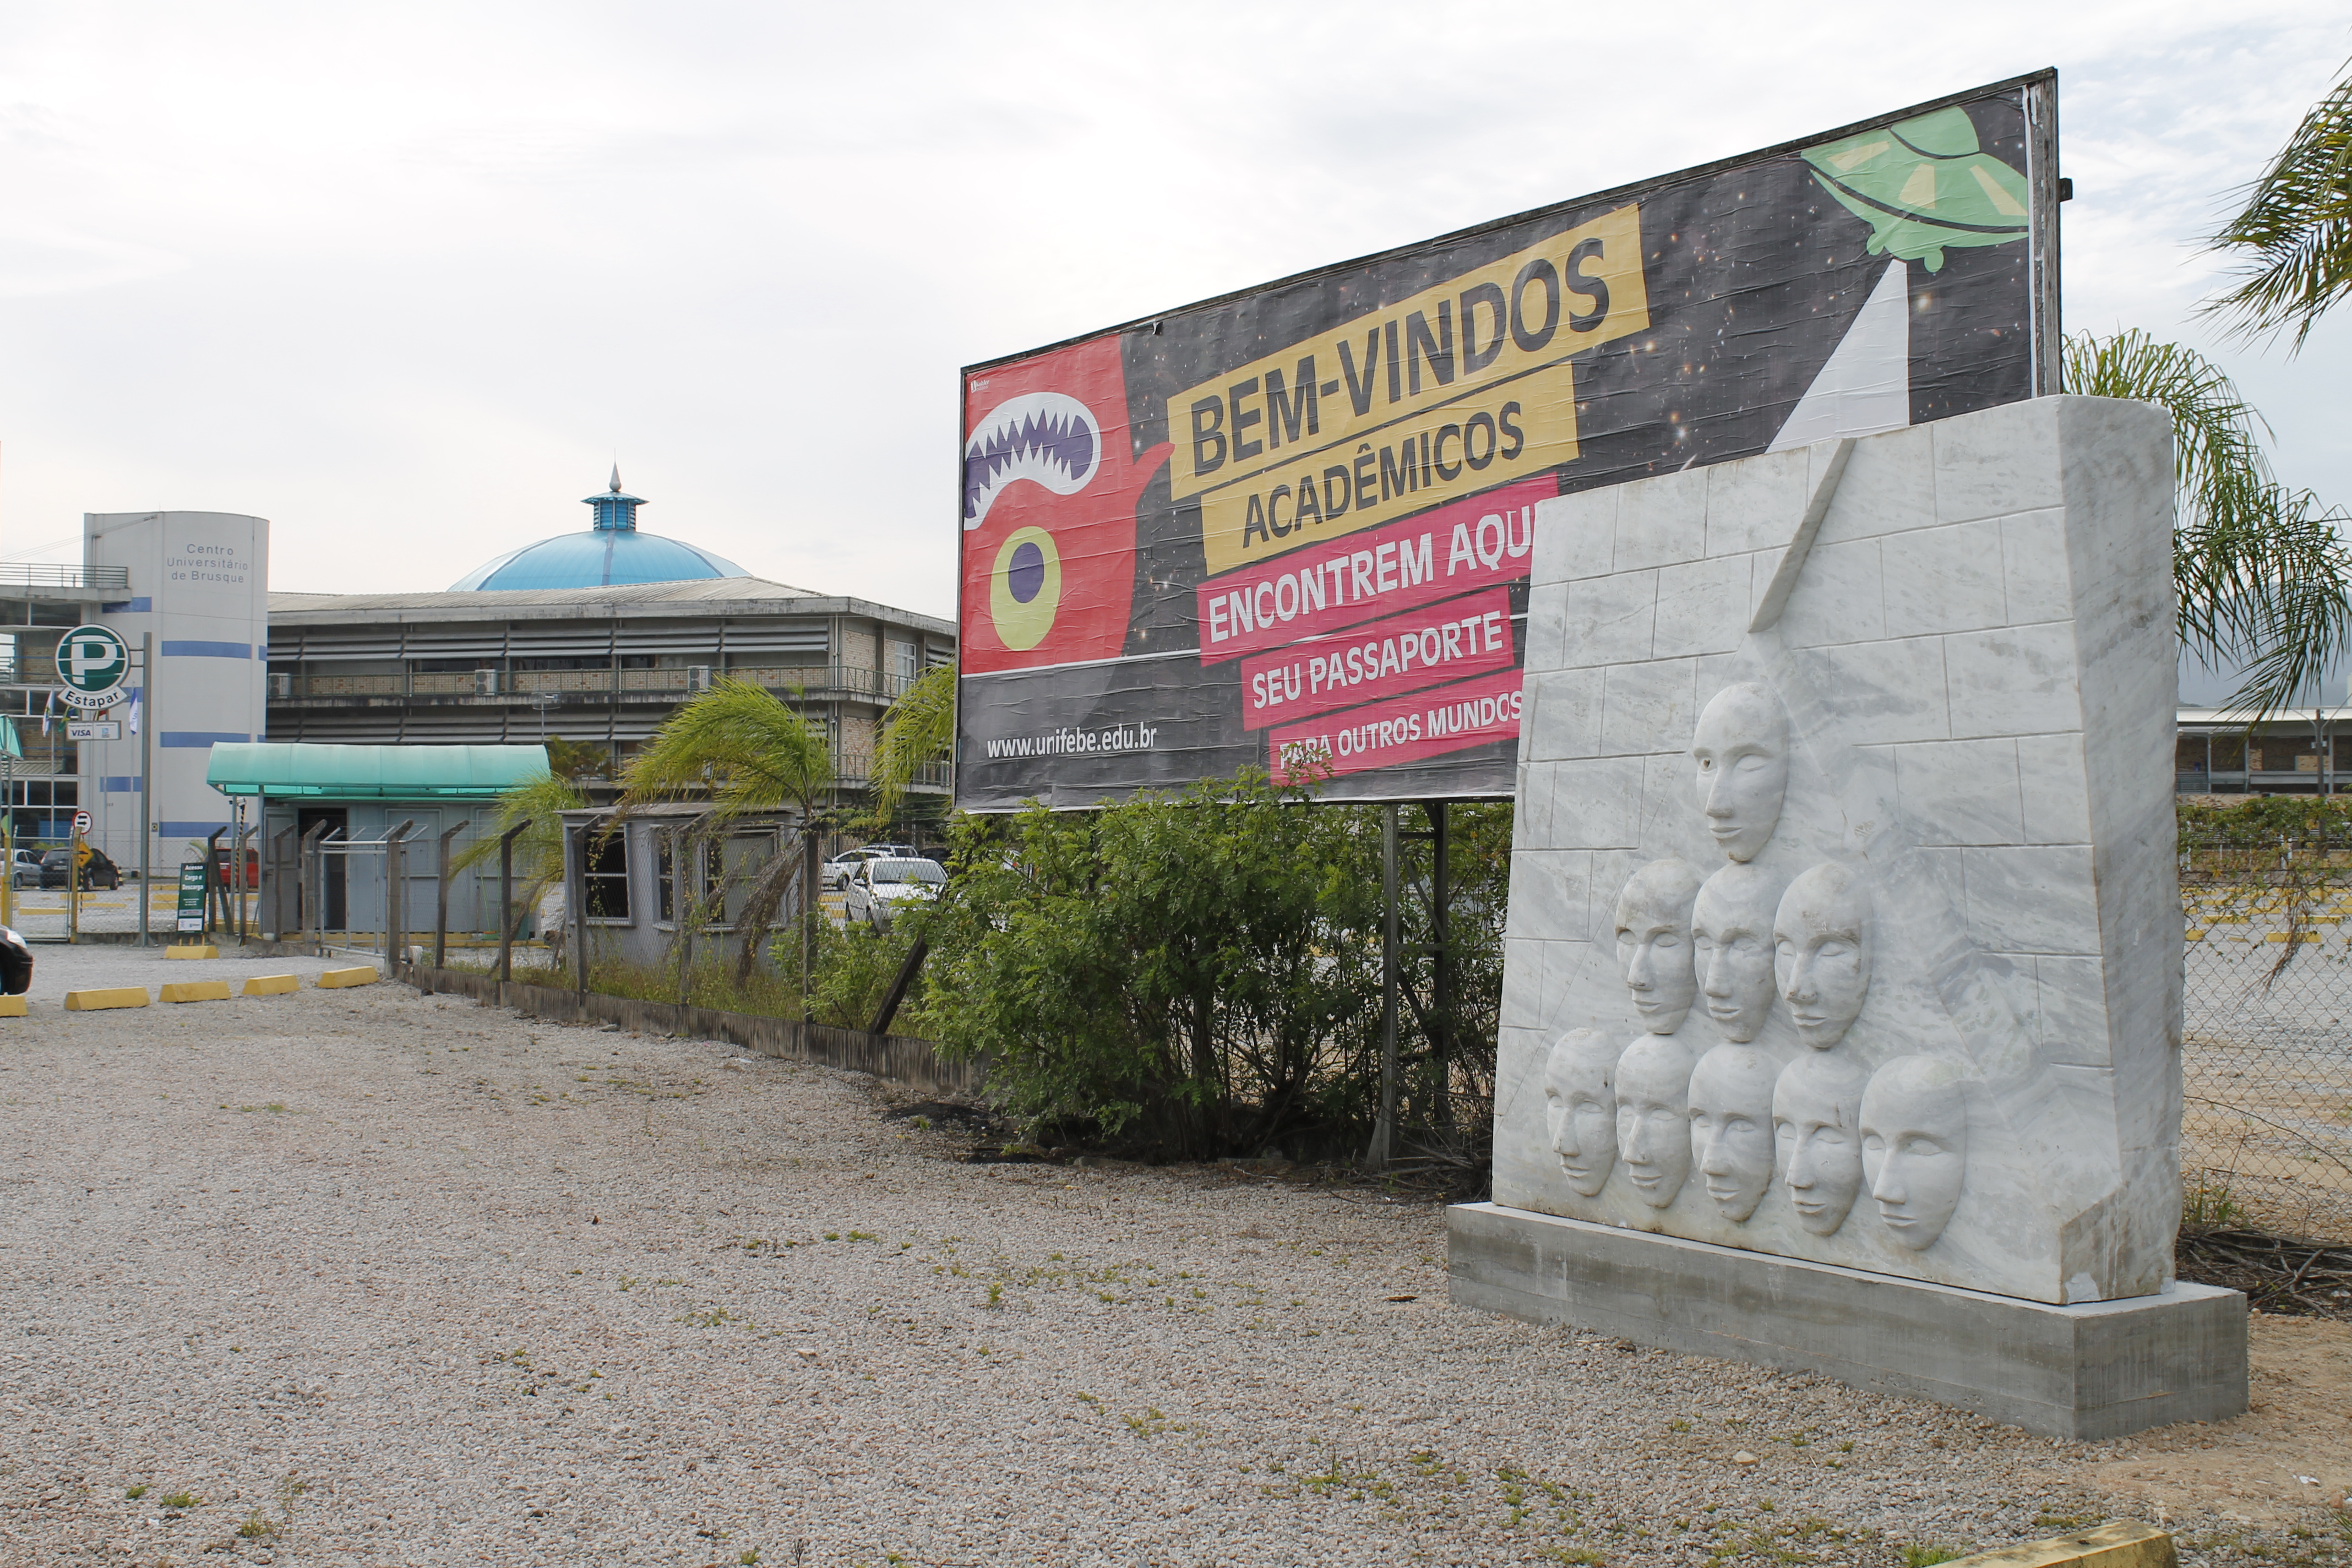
<box><xmin>2064</xmin><ymin>329</ymin><xmax>2352</xmax><ymax>718</ymax></box>
<box><xmin>453</xmin><ymin>769</ymin><xmax>588</xmax><ymax>954</ymax></box>
<box><xmin>618</xmin><ymin>677</ymin><xmax>835</xmax><ymax>986</ymax></box>
<box><xmin>869</xmin><ymin>662</ymin><xmax>954</xmax><ymax>825</ymax></box>
<box><xmin>2203</xmin><ymin>65</ymin><xmax>2352</xmax><ymax>351</ymax></box>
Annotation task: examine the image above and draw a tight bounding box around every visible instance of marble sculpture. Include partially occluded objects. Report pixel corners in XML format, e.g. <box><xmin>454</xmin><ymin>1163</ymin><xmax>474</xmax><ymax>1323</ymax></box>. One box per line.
<box><xmin>1495</xmin><ymin>398</ymin><xmax>2180</xmax><ymax>1304</ymax></box>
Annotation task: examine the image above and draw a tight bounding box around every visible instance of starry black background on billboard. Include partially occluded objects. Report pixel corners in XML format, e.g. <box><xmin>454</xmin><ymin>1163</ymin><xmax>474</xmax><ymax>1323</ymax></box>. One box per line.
<box><xmin>958</xmin><ymin>78</ymin><xmax>2046</xmax><ymax>811</ymax></box>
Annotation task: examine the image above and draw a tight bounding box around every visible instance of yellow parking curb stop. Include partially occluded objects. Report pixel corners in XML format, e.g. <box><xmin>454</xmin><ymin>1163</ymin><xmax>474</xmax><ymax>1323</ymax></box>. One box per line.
<box><xmin>64</xmin><ymin>988</ymin><xmax>150</xmax><ymax>1011</ymax></box>
<box><xmin>160</xmin><ymin>980</ymin><xmax>233</xmax><ymax>1004</ymax></box>
<box><xmin>317</xmin><ymin>966</ymin><xmax>379</xmax><ymax>989</ymax></box>
<box><xmin>242</xmin><ymin>974</ymin><xmax>301</xmax><ymax>997</ymax></box>
<box><xmin>1945</xmin><ymin>1522</ymin><xmax>2175</xmax><ymax>1567</ymax></box>
<box><xmin>0</xmin><ymin>995</ymin><xmax>25</xmax><ymax>1016</ymax></box>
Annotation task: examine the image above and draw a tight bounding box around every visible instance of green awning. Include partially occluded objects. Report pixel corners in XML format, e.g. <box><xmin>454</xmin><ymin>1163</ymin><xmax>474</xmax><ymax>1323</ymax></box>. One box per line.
<box><xmin>207</xmin><ymin>742</ymin><xmax>551</xmax><ymax>800</ymax></box>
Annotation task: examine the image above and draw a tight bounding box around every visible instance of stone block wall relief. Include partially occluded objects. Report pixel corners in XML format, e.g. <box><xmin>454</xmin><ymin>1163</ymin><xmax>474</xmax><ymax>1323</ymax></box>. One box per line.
<box><xmin>1498</xmin><ymin>397</ymin><xmax>2182</xmax><ymax>1305</ymax></box>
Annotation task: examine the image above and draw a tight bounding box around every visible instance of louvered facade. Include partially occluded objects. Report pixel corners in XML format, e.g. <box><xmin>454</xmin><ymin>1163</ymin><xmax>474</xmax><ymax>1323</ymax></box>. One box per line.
<box><xmin>264</xmin><ymin>577</ymin><xmax>954</xmax><ymax>791</ymax></box>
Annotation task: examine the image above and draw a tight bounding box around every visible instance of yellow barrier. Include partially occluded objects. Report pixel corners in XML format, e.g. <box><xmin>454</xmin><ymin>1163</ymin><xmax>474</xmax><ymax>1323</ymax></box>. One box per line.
<box><xmin>242</xmin><ymin>974</ymin><xmax>300</xmax><ymax>997</ymax></box>
<box><xmin>1946</xmin><ymin>1522</ymin><xmax>2174</xmax><ymax>1568</ymax></box>
<box><xmin>64</xmin><ymin>988</ymin><xmax>150</xmax><ymax>1012</ymax></box>
<box><xmin>165</xmin><ymin>945</ymin><xmax>220</xmax><ymax>960</ymax></box>
<box><xmin>0</xmin><ymin>995</ymin><xmax>25</xmax><ymax>1016</ymax></box>
<box><xmin>160</xmin><ymin>980</ymin><xmax>233</xmax><ymax>1004</ymax></box>
<box><xmin>317</xmin><ymin>966</ymin><xmax>379</xmax><ymax>989</ymax></box>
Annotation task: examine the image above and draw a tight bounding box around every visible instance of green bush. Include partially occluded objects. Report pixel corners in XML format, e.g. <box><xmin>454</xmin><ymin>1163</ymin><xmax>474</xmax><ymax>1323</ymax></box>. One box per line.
<box><xmin>912</xmin><ymin>770</ymin><xmax>1507</xmax><ymax>1167</ymax></box>
<box><xmin>774</xmin><ymin>911</ymin><xmax>929</xmax><ymax>1031</ymax></box>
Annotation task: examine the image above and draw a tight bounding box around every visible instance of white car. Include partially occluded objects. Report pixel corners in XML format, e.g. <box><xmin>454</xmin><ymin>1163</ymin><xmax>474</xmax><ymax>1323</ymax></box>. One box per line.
<box><xmin>842</xmin><ymin>857</ymin><xmax>945</xmax><ymax>931</ymax></box>
<box><xmin>823</xmin><ymin>843</ymin><xmax>915</xmax><ymax>890</ymax></box>
<box><xmin>7</xmin><ymin>849</ymin><xmax>41</xmax><ymax>890</ymax></box>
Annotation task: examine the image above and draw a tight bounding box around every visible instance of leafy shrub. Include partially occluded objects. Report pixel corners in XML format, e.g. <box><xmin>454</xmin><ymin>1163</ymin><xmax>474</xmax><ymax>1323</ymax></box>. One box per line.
<box><xmin>913</xmin><ymin>770</ymin><xmax>1507</xmax><ymax>1167</ymax></box>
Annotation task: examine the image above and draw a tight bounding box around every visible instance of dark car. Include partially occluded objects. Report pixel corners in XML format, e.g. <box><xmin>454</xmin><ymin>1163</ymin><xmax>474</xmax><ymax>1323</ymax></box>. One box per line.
<box><xmin>0</xmin><ymin>925</ymin><xmax>30</xmax><ymax>995</ymax></box>
<box><xmin>40</xmin><ymin>846</ymin><xmax>121</xmax><ymax>890</ymax></box>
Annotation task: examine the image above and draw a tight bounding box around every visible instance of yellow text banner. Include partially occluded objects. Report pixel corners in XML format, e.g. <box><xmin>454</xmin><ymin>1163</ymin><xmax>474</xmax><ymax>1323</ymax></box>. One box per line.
<box><xmin>1170</xmin><ymin>203</ymin><xmax>1646</xmax><ymax>503</ymax></box>
<box><xmin>1199</xmin><ymin>360</ymin><xmax>1577</xmax><ymax>578</ymax></box>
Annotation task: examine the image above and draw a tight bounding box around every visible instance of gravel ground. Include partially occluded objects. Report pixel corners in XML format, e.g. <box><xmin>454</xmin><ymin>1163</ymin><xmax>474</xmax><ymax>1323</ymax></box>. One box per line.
<box><xmin>2</xmin><ymin>977</ymin><xmax>2346</xmax><ymax>1568</ymax></box>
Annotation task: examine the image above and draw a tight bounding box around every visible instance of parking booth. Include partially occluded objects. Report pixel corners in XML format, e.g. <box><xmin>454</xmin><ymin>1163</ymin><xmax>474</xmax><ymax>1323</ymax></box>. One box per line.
<box><xmin>204</xmin><ymin>742</ymin><xmax>549</xmax><ymax>945</ymax></box>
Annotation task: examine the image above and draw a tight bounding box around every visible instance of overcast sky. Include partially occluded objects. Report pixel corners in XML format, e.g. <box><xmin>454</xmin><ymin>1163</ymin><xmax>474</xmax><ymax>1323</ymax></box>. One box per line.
<box><xmin>0</xmin><ymin>3</ymin><xmax>2343</xmax><ymax>620</ymax></box>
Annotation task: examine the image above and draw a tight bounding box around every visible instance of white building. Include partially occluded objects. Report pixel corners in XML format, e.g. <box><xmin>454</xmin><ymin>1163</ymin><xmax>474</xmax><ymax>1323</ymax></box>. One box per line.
<box><xmin>80</xmin><ymin>510</ymin><xmax>271</xmax><ymax>870</ymax></box>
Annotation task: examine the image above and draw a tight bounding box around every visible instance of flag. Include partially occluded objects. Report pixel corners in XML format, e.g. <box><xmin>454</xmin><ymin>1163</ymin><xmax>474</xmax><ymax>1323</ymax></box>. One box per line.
<box><xmin>0</xmin><ymin>716</ymin><xmax>19</xmax><ymax>759</ymax></box>
<box><xmin>39</xmin><ymin>689</ymin><xmax>55</xmax><ymax>736</ymax></box>
<box><xmin>126</xmin><ymin>688</ymin><xmax>139</xmax><ymax>737</ymax></box>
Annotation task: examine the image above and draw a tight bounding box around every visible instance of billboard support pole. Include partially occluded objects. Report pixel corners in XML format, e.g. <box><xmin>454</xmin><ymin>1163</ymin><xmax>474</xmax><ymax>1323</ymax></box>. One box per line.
<box><xmin>1428</xmin><ymin>800</ymin><xmax>1452</xmax><ymax>1131</ymax></box>
<box><xmin>1370</xmin><ymin>804</ymin><xmax>1399</xmax><ymax>1171</ymax></box>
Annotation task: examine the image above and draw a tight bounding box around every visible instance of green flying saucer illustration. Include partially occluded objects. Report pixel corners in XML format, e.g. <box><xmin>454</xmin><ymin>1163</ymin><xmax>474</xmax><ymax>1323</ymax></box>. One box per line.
<box><xmin>1804</xmin><ymin>105</ymin><xmax>2031</xmax><ymax>273</ymax></box>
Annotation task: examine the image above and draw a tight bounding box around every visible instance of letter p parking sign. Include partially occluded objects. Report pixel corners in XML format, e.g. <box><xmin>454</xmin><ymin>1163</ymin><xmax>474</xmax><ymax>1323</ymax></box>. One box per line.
<box><xmin>58</xmin><ymin>624</ymin><xmax>129</xmax><ymax>703</ymax></box>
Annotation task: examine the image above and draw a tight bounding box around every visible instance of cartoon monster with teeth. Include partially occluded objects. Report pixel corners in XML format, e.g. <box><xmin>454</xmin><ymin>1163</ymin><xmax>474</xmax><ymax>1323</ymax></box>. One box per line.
<box><xmin>961</xmin><ymin>335</ymin><xmax>1169</xmax><ymax>674</ymax></box>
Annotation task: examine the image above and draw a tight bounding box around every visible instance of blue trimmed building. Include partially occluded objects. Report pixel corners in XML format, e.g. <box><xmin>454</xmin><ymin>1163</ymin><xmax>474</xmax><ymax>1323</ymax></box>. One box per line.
<box><xmin>265</xmin><ymin>471</ymin><xmax>953</xmax><ymax>790</ymax></box>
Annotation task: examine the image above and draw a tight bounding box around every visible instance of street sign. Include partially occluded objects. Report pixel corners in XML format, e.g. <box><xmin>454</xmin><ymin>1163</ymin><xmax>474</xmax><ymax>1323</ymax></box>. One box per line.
<box><xmin>65</xmin><ymin>721</ymin><xmax>121</xmax><ymax>741</ymax></box>
<box><xmin>176</xmin><ymin>862</ymin><xmax>206</xmax><ymax>933</ymax></box>
<box><xmin>57</xmin><ymin>624</ymin><xmax>130</xmax><ymax>710</ymax></box>
<box><xmin>72</xmin><ymin>809</ymin><xmax>91</xmax><ymax>835</ymax></box>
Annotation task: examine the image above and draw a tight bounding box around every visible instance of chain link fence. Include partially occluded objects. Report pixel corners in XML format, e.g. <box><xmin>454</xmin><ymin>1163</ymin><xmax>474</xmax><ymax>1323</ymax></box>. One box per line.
<box><xmin>2181</xmin><ymin>819</ymin><xmax>2352</xmax><ymax>1243</ymax></box>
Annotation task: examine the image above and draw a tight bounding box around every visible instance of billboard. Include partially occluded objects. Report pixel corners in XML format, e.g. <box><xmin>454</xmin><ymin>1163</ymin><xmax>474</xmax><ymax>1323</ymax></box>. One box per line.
<box><xmin>958</xmin><ymin>72</ymin><xmax>2059</xmax><ymax>810</ymax></box>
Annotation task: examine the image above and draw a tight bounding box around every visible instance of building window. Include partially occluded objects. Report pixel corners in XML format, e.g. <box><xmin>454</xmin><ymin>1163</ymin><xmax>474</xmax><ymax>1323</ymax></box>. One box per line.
<box><xmin>584</xmin><ymin>830</ymin><xmax>630</xmax><ymax>921</ymax></box>
<box><xmin>513</xmin><ymin>655</ymin><xmax>657</xmax><ymax>672</ymax></box>
<box><xmin>889</xmin><ymin>639</ymin><xmax>918</xmax><ymax>683</ymax></box>
<box><xmin>658</xmin><ymin>835</ymin><xmax>726</xmax><ymax>924</ymax></box>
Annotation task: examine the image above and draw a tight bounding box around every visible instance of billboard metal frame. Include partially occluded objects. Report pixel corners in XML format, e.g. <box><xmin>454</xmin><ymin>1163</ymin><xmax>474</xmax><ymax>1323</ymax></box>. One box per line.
<box><xmin>955</xmin><ymin>68</ymin><xmax>2062</xmax><ymax>812</ymax></box>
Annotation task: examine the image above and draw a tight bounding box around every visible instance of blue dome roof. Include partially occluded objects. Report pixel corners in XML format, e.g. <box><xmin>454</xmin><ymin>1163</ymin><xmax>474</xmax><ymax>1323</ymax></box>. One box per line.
<box><xmin>449</xmin><ymin>470</ymin><xmax>747</xmax><ymax>591</ymax></box>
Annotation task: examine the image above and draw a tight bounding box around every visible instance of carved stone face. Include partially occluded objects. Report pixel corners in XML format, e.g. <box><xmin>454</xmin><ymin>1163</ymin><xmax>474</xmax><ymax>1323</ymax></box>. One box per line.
<box><xmin>1542</xmin><ymin>1028</ymin><xmax>1619</xmax><ymax>1198</ymax></box>
<box><xmin>1773</xmin><ymin>1052</ymin><xmax>1869</xmax><ymax>1237</ymax></box>
<box><xmin>1615</xmin><ymin>1034</ymin><xmax>1697</xmax><ymax>1208</ymax></box>
<box><xmin>1614</xmin><ymin>859</ymin><xmax>1703</xmax><ymax>1035</ymax></box>
<box><xmin>1773</xmin><ymin>863</ymin><xmax>1873</xmax><ymax>1050</ymax></box>
<box><xmin>1687</xmin><ymin>1043</ymin><xmax>1777</xmax><ymax>1222</ymax></box>
<box><xmin>1690</xmin><ymin>683</ymin><xmax>1790</xmax><ymax>863</ymax></box>
<box><xmin>1861</xmin><ymin>1056</ymin><xmax>1971</xmax><ymax>1251</ymax></box>
<box><xmin>1692</xmin><ymin>863</ymin><xmax>1784</xmax><ymax>1044</ymax></box>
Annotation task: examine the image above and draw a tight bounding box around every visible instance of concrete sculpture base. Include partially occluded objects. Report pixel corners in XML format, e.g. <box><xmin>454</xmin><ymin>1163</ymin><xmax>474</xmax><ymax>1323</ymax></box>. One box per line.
<box><xmin>1448</xmin><ymin>1202</ymin><xmax>2246</xmax><ymax>1439</ymax></box>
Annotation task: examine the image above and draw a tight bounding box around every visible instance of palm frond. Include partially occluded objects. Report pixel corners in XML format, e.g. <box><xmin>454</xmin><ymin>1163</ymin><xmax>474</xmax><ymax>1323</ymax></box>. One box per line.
<box><xmin>447</xmin><ymin>769</ymin><xmax>585</xmax><ymax>942</ymax></box>
<box><xmin>618</xmin><ymin>677</ymin><xmax>834</xmax><ymax>819</ymax></box>
<box><xmin>2202</xmin><ymin>66</ymin><xmax>2352</xmax><ymax>351</ymax></box>
<box><xmin>730</xmin><ymin>837</ymin><xmax>812</xmax><ymax>986</ymax></box>
<box><xmin>2065</xmin><ymin>329</ymin><xmax>2352</xmax><ymax>718</ymax></box>
<box><xmin>870</xmin><ymin>662</ymin><xmax>955</xmax><ymax>820</ymax></box>
<box><xmin>616</xmin><ymin>678</ymin><xmax>833</xmax><ymax>984</ymax></box>
<box><xmin>450</xmin><ymin>770</ymin><xmax>581</xmax><ymax>883</ymax></box>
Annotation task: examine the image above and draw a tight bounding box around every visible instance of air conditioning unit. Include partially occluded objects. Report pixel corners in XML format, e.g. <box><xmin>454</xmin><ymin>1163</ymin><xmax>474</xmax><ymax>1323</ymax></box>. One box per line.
<box><xmin>687</xmin><ymin>665</ymin><xmax>713</xmax><ymax>693</ymax></box>
<box><xmin>475</xmin><ymin>668</ymin><xmax>502</xmax><ymax>695</ymax></box>
<box><xmin>268</xmin><ymin>672</ymin><xmax>292</xmax><ymax>699</ymax></box>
